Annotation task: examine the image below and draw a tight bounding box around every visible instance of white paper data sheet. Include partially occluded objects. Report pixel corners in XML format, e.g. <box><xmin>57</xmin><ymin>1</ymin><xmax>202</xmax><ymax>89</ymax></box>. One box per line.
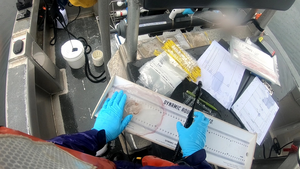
<box><xmin>197</xmin><ymin>41</ymin><xmax>245</xmax><ymax>109</ymax></box>
<box><xmin>232</xmin><ymin>77</ymin><xmax>279</xmax><ymax>145</ymax></box>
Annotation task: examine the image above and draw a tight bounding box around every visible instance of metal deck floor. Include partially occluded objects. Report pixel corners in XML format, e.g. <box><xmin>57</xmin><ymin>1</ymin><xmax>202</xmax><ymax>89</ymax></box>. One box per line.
<box><xmin>55</xmin><ymin>16</ymin><xmax>107</xmax><ymax>133</ymax></box>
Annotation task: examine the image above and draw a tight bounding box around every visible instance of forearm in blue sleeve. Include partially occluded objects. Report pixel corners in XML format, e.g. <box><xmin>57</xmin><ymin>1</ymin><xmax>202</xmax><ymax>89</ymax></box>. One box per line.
<box><xmin>48</xmin><ymin>129</ymin><xmax>106</xmax><ymax>156</ymax></box>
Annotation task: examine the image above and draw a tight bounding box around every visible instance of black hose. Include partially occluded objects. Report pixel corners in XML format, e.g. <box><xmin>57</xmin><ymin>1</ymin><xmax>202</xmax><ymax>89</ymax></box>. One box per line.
<box><xmin>55</xmin><ymin>11</ymin><xmax>106</xmax><ymax>83</ymax></box>
<box><xmin>68</xmin><ymin>7</ymin><xmax>81</xmax><ymax>26</ymax></box>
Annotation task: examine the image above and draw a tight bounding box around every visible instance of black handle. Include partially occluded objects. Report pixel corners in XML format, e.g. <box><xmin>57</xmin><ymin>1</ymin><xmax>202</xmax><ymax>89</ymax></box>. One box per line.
<box><xmin>172</xmin><ymin>143</ymin><xmax>181</xmax><ymax>162</ymax></box>
<box><xmin>172</xmin><ymin>81</ymin><xmax>202</xmax><ymax>162</ymax></box>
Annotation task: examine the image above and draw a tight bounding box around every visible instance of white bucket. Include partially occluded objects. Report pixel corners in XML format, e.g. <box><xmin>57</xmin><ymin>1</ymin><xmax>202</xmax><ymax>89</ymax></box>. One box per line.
<box><xmin>61</xmin><ymin>40</ymin><xmax>85</xmax><ymax>69</ymax></box>
<box><xmin>92</xmin><ymin>50</ymin><xmax>104</xmax><ymax>66</ymax></box>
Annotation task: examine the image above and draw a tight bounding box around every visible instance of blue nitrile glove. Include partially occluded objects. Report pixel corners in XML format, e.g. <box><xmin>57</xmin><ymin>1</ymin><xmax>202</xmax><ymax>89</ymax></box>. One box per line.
<box><xmin>182</xmin><ymin>8</ymin><xmax>194</xmax><ymax>15</ymax></box>
<box><xmin>93</xmin><ymin>90</ymin><xmax>133</xmax><ymax>143</ymax></box>
<box><xmin>176</xmin><ymin>111</ymin><xmax>209</xmax><ymax>157</ymax></box>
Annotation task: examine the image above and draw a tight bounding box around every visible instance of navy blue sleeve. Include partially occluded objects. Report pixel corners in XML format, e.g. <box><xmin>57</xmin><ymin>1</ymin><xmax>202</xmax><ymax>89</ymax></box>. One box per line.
<box><xmin>183</xmin><ymin>149</ymin><xmax>212</xmax><ymax>169</ymax></box>
<box><xmin>115</xmin><ymin>149</ymin><xmax>212</xmax><ymax>169</ymax></box>
<box><xmin>48</xmin><ymin>129</ymin><xmax>106</xmax><ymax>156</ymax></box>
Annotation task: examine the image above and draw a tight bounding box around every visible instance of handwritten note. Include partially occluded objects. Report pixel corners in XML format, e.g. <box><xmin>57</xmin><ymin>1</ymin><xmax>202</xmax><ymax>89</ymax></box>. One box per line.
<box><xmin>197</xmin><ymin>41</ymin><xmax>246</xmax><ymax>109</ymax></box>
<box><xmin>232</xmin><ymin>77</ymin><xmax>279</xmax><ymax>145</ymax></box>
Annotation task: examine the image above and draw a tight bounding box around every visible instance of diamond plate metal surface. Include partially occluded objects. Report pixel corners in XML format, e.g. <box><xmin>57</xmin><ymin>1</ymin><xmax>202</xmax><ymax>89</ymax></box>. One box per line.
<box><xmin>0</xmin><ymin>135</ymin><xmax>95</xmax><ymax>169</ymax></box>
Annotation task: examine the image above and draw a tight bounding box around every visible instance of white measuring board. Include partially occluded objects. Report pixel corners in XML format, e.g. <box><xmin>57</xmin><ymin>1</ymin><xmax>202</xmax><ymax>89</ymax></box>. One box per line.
<box><xmin>92</xmin><ymin>76</ymin><xmax>257</xmax><ymax>169</ymax></box>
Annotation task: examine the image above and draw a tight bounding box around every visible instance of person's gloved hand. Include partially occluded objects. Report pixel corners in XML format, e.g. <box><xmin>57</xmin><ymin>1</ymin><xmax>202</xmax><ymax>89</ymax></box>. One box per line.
<box><xmin>176</xmin><ymin>111</ymin><xmax>209</xmax><ymax>157</ymax></box>
<box><xmin>93</xmin><ymin>90</ymin><xmax>133</xmax><ymax>143</ymax></box>
<box><xmin>182</xmin><ymin>8</ymin><xmax>194</xmax><ymax>15</ymax></box>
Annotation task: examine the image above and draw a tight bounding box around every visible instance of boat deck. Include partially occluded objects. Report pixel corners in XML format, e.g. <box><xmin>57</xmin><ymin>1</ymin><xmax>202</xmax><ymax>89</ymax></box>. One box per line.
<box><xmin>54</xmin><ymin>15</ymin><xmax>281</xmax><ymax>161</ymax></box>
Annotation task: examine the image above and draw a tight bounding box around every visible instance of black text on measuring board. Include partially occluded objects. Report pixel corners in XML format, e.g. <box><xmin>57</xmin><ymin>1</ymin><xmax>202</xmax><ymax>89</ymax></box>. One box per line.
<box><xmin>164</xmin><ymin>100</ymin><xmax>181</xmax><ymax>111</ymax></box>
<box><xmin>163</xmin><ymin>100</ymin><xmax>190</xmax><ymax>114</ymax></box>
<box><xmin>165</xmin><ymin>139</ymin><xmax>175</xmax><ymax>145</ymax></box>
<box><xmin>181</xmin><ymin>108</ymin><xmax>189</xmax><ymax>114</ymax></box>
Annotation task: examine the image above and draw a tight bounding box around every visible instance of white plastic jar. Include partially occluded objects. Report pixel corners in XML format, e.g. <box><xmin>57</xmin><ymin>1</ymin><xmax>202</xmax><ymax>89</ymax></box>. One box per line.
<box><xmin>92</xmin><ymin>50</ymin><xmax>104</xmax><ymax>66</ymax></box>
<box><xmin>61</xmin><ymin>40</ymin><xmax>85</xmax><ymax>69</ymax></box>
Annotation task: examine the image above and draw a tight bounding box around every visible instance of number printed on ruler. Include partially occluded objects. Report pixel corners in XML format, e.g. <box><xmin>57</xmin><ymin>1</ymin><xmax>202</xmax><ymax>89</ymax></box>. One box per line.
<box><xmin>111</xmin><ymin>85</ymin><xmax>251</xmax><ymax>167</ymax></box>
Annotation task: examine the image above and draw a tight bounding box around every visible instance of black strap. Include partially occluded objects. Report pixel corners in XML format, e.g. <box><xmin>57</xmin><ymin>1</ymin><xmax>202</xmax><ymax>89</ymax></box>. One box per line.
<box><xmin>246</xmin><ymin>19</ymin><xmax>265</xmax><ymax>32</ymax></box>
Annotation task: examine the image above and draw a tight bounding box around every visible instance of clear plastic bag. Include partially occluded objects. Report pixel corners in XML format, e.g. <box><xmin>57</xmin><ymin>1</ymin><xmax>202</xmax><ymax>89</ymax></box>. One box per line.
<box><xmin>137</xmin><ymin>38</ymin><xmax>164</xmax><ymax>59</ymax></box>
<box><xmin>245</xmin><ymin>37</ymin><xmax>261</xmax><ymax>50</ymax></box>
<box><xmin>137</xmin><ymin>52</ymin><xmax>187</xmax><ymax>96</ymax></box>
<box><xmin>230</xmin><ymin>36</ymin><xmax>280</xmax><ymax>85</ymax></box>
<box><xmin>162</xmin><ymin>40</ymin><xmax>201</xmax><ymax>82</ymax></box>
<box><xmin>137</xmin><ymin>35</ymin><xmax>185</xmax><ymax>59</ymax></box>
<box><xmin>184</xmin><ymin>31</ymin><xmax>210</xmax><ymax>48</ymax></box>
<box><xmin>174</xmin><ymin>33</ymin><xmax>191</xmax><ymax>49</ymax></box>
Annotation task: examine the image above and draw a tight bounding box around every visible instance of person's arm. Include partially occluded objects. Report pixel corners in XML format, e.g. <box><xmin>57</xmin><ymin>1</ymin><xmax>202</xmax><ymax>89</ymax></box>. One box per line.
<box><xmin>49</xmin><ymin>90</ymin><xmax>132</xmax><ymax>156</ymax></box>
<box><xmin>176</xmin><ymin>111</ymin><xmax>212</xmax><ymax>169</ymax></box>
<box><xmin>92</xmin><ymin>90</ymin><xmax>132</xmax><ymax>143</ymax></box>
<box><xmin>183</xmin><ymin>149</ymin><xmax>211</xmax><ymax>168</ymax></box>
<box><xmin>48</xmin><ymin>129</ymin><xmax>106</xmax><ymax>156</ymax></box>
<box><xmin>114</xmin><ymin>112</ymin><xmax>211</xmax><ymax>169</ymax></box>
